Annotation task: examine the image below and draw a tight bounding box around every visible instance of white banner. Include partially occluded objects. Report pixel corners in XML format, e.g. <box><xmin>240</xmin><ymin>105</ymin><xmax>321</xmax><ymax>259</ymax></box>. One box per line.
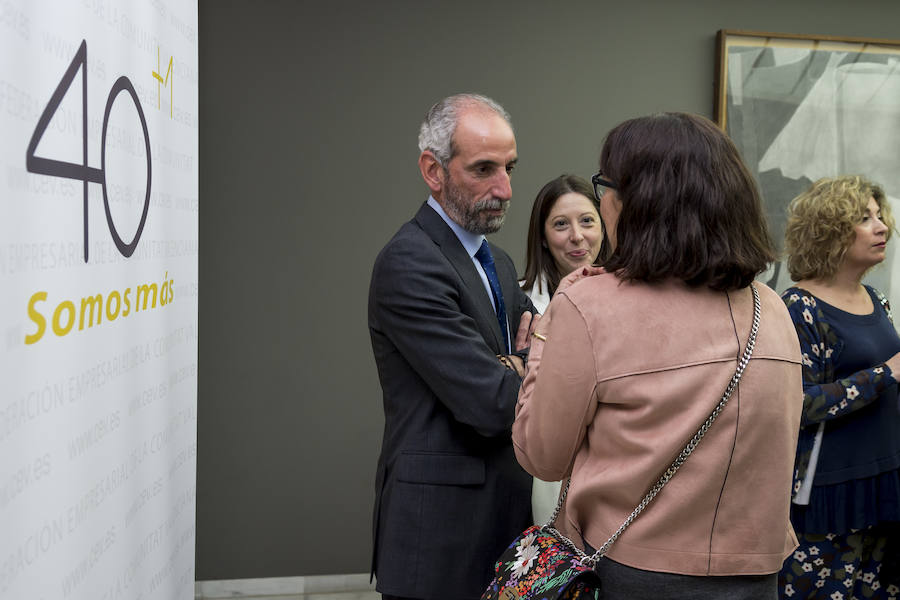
<box><xmin>0</xmin><ymin>2</ymin><xmax>198</xmax><ymax>599</ymax></box>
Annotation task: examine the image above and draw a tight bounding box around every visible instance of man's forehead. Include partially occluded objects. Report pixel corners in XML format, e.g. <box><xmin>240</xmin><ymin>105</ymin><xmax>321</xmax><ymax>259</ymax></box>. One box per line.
<box><xmin>457</xmin><ymin>108</ymin><xmax>512</xmax><ymax>134</ymax></box>
<box><xmin>453</xmin><ymin>109</ymin><xmax>516</xmax><ymax>157</ymax></box>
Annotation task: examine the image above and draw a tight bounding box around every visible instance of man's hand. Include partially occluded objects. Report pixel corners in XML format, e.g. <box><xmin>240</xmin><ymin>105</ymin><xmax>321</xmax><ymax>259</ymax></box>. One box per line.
<box><xmin>507</xmin><ymin>355</ymin><xmax>526</xmax><ymax>377</ymax></box>
<box><xmin>515</xmin><ymin>310</ymin><xmax>541</xmax><ymax>351</ymax></box>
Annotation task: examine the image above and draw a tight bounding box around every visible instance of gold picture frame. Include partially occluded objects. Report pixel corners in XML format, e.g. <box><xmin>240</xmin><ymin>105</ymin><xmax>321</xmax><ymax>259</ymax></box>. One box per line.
<box><xmin>715</xmin><ymin>30</ymin><xmax>900</xmax><ymax>301</ymax></box>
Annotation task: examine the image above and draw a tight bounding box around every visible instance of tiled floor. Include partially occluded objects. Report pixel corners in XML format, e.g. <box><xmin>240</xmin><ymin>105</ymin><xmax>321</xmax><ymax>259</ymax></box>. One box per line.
<box><xmin>195</xmin><ymin>573</ymin><xmax>379</xmax><ymax>599</ymax></box>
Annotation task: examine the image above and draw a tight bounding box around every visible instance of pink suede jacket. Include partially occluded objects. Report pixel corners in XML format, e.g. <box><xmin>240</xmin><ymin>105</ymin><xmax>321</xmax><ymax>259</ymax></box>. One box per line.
<box><xmin>513</xmin><ymin>274</ymin><xmax>802</xmax><ymax>576</ymax></box>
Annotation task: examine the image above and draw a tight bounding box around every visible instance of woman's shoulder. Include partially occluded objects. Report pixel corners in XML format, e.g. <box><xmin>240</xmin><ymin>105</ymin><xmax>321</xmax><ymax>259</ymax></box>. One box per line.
<box><xmin>557</xmin><ymin>269</ymin><xmax>626</xmax><ymax>299</ymax></box>
<box><xmin>560</xmin><ymin>275</ymin><xmax>723</xmax><ymax>317</ymax></box>
<box><xmin>755</xmin><ymin>282</ymin><xmax>794</xmax><ymax>314</ymax></box>
<box><xmin>780</xmin><ymin>285</ymin><xmax>825</xmax><ymax>317</ymax></box>
<box><xmin>862</xmin><ymin>283</ymin><xmax>888</xmax><ymax>306</ymax></box>
<box><xmin>863</xmin><ymin>284</ymin><xmax>894</xmax><ymax>323</ymax></box>
<box><xmin>781</xmin><ymin>285</ymin><xmax>814</xmax><ymax>304</ymax></box>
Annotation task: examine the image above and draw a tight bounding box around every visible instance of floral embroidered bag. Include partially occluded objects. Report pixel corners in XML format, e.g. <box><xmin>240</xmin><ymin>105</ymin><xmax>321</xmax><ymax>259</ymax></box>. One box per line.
<box><xmin>481</xmin><ymin>523</ymin><xmax>600</xmax><ymax>599</ymax></box>
<box><xmin>482</xmin><ymin>284</ymin><xmax>761</xmax><ymax>600</ymax></box>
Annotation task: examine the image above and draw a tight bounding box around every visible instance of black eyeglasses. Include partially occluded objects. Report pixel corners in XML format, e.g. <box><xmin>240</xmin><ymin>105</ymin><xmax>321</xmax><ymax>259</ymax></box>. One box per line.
<box><xmin>591</xmin><ymin>173</ymin><xmax>617</xmax><ymax>202</ymax></box>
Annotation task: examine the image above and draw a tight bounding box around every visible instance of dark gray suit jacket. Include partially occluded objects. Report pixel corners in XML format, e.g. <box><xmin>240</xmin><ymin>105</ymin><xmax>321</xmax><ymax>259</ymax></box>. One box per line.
<box><xmin>368</xmin><ymin>202</ymin><xmax>535</xmax><ymax>599</ymax></box>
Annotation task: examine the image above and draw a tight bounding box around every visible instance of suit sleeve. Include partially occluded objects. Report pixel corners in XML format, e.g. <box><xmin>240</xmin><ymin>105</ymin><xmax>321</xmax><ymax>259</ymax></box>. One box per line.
<box><xmin>509</xmin><ymin>286</ymin><xmax>538</xmax><ymax>337</ymax></box>
<box><xmin>371</xmin><ymin>241</ymin><xmax>525</xmax><ymax>438</ymax></box>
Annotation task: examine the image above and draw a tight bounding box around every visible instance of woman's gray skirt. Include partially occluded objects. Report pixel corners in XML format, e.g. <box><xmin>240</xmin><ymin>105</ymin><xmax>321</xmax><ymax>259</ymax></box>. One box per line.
<box><xmin>592</xmin><ymin>557</ymin><xmax>777</xmax><ymax>600</ymax></box>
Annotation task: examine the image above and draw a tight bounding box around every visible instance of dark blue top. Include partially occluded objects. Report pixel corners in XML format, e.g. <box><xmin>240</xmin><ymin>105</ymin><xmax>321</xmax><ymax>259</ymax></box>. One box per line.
<box><xmin>784</xmin><ymin>285</ymin><xmax>900</xmax><ymax>534</ymax></box>
<box><xmin>814</xmin><ymin>286</ymin><xmax>900</xmax><ymax>485</ymax></box>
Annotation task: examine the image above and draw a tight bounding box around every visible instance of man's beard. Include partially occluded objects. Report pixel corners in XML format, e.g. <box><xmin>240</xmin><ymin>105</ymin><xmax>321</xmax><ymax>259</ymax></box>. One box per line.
<box><xmin>442</xmin><ymin>176</ymin><xmax>509</xmax><ymax>234</ymax></box>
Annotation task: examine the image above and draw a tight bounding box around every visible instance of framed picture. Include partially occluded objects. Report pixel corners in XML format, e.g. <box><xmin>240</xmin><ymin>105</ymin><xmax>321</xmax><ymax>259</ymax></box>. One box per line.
<box><xmin>715</xmin><ymin>30</ymin><xmax>900</xmax><ymax>306</ymax></box>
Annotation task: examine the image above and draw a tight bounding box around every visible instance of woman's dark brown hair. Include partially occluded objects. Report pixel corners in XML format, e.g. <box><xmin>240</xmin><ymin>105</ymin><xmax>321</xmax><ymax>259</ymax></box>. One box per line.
<box><xmin>600</xmin><ymin>112</ymin><xmax>775</xmax><ymax>291</ymax></box>
<box><xmin>520</xmin><ymin>174</ymin><xmax>606</xmax><ymax>296</ymax></box>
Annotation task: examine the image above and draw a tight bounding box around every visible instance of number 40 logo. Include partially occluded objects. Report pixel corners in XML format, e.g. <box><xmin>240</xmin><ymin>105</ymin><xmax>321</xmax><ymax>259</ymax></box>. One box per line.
<box><xmin>26</xmin><ymin>39</ymin><xmax>152</xmax><ymax>263</ymax></box>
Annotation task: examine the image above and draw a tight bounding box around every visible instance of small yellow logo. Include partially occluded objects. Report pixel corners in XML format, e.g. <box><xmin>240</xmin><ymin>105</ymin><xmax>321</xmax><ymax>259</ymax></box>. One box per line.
<box><xmin>152</xmin><ymin>47</ymin><xmax>174</xmax><ymax>117</ymax></box>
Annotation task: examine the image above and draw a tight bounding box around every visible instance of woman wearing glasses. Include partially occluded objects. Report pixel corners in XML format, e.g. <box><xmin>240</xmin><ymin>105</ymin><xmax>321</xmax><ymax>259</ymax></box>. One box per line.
<box><xmin>778</xmin><ymin>176</ymin><xmax>900</xmax><ymax>599</ymax></box>
<box><xmin>519</xmin><ymin>174</ymin><xmax>607</xmax><ymax>525</ymax></box>
<box><xmin>512</xmin><ymin>113</ymin><xmax>802</xmax><ymax>599</ymax></box>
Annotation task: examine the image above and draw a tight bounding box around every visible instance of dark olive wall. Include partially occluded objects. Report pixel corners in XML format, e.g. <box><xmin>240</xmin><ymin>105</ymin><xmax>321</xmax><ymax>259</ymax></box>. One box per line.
<box><xmin>197</xmin><ymin>0</ymin><xmax>900</xmax><ymax>579</ymax></box>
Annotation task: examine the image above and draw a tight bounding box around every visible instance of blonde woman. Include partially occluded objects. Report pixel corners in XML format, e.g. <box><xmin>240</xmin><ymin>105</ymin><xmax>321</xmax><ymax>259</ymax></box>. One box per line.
<box><xmin>779</xmin><ymin>175</ymin><xmax>900</xmax><ymax>599</ymax></box>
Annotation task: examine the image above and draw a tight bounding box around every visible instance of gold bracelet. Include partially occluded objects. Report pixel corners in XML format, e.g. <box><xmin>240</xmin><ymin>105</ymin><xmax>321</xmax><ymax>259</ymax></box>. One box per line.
<box><xmin>532</xmin><ymin>332</ymin><xmax>547</xmax><ymax>342</ymax></box>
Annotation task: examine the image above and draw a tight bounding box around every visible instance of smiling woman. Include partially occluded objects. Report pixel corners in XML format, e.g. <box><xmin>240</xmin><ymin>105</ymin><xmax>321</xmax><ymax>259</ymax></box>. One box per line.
<box><xmin>520</xmin><ymin>174</ymin><xmax>606</xmax><ymax>312</ymax></box>
<box><xmin>519</xmin><ymin>174</ymin><xmax>606</xmax><ymax>525</ymax></box>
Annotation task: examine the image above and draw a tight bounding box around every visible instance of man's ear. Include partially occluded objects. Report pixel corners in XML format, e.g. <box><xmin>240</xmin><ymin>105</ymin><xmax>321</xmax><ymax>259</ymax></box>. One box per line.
<box><xmin>418</xmin><ymin>151</ymin><xmax>445</xmax><ymax>196</ymax></box>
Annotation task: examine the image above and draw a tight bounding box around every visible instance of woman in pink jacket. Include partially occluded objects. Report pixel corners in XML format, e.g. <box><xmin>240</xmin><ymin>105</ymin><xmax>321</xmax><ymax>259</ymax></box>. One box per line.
<box><xmin>513</xmin><ymin>113</ymin><xmax>803</xmax><ymax>600</ymax></box>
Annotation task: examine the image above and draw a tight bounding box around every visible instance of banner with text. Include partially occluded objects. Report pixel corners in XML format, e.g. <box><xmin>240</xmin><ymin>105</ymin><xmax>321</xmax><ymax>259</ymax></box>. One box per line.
<box><xmin>0</xmin><ymin>2</ymin><xmax>198</xmax><ymax>599</ymax></box>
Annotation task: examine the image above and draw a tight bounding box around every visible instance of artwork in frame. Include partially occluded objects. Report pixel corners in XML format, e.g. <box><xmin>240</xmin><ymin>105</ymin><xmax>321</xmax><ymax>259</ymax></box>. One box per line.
<box><xmin>715</xmin><ymin>30</ymin><xmax>900</xmax><ymax>307</ymax></box>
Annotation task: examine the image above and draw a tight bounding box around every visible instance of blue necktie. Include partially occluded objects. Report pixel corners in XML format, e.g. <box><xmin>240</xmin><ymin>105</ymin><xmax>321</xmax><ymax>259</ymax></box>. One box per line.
<box><xmin>475</xmin><ymin>240</ymin><xmax>510</xmax><ymax>353</ymax></box>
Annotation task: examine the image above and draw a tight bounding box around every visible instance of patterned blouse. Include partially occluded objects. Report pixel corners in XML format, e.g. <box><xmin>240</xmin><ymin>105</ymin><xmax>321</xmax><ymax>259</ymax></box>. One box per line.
<box><xmin>782</xmin><ymin>285</ymin><xmax>898</xmax><ymax>501</ymax></box>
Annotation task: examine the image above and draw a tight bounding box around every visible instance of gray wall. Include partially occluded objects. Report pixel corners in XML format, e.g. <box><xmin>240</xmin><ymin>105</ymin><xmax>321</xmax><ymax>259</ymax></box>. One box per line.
<box><xmin>197</xmin><ymin>0</ymin><xmax>900</xmax><ymax>579</ymax></box>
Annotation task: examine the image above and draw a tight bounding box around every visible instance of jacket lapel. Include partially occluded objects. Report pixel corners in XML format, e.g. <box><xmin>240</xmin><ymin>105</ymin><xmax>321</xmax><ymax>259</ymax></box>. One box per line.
<box><xmin>494</xmin><ymin>249</ymin><xmax>519</xmax><ymax>323</ymax></box>
<box><xmin>414</xmin><ymin>203</ymin><xmax>505</xmax><ymax>353</ymax></box>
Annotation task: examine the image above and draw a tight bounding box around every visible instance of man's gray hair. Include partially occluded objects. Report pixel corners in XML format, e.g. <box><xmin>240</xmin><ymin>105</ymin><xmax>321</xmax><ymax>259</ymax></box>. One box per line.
<box><xmin>418</xmin><ymin>93</ymin><xmax>512</xmax><ymax>167</ymax></box>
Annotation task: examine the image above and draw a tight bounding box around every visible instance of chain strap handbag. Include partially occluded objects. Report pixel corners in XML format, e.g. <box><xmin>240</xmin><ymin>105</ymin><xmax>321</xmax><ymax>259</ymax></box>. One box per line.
<box><xmin>482</xmin><ymin>284</ymin><xmax>761</xmax><ymax>600</ymax></box>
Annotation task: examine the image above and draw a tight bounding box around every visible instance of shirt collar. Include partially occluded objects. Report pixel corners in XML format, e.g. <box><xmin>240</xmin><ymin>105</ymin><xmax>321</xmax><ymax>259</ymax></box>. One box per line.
<box><xmin>427</xmin><ymin>196</ymin><xmax>484</xmax><ymax>258</ymax></box>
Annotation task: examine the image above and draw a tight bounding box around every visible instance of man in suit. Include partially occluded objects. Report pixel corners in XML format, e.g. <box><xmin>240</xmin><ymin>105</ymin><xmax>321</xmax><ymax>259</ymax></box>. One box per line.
<box><xmin>368</xmin><ymin>93</ymin><xmax>538</xmax><ymax>600</ymax></box>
